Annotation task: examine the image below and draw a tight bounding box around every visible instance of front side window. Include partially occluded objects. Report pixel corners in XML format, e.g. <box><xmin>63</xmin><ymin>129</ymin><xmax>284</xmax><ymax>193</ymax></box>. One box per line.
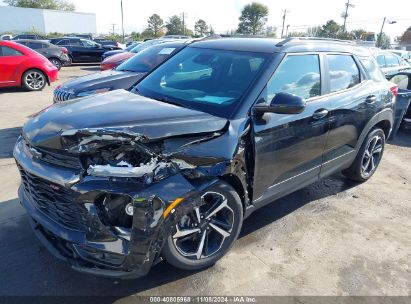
<box><xmin>0</xmin><ymin>46</ymin><xmax>23</xmax><ymax>57</ymax></box>
<box><xmin>265</xmin><ymin>54</ymin><xmax>321</xmax><ymax>102</ymax></box>
<box><xmin>81</xmin><ymin>39</ymin><xmax>98</xmax><ymax>48</ymax></box>
<box><xmin>327</xmin><ymin>55</ymin><xmax>360</xmax><ymax>93</ymax></box>
<box><xmin>135</xmin><ymin>47</ymin><xmax>269</xmax><ymax>118</ymax></box>
<box><xmin>117</xmin><ymin>45</ymin><xmax>179</xmax><ymax>73</ymax></box>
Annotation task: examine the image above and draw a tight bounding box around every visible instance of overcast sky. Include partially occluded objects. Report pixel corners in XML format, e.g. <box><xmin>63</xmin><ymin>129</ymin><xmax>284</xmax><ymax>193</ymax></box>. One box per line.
<box><xmin>1</xmin><ymin>0</ymin><xmax>410</xmax><ymax>38</ymax></box>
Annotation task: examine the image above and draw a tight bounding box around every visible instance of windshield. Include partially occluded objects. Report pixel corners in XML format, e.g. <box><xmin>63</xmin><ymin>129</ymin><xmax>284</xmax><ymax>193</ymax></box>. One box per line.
<box><xmin>134</xmin><ymin>47</ymin><xmax>269</xmax><ymax>118</ymax></box>
<box><xmin>130</xmin><ymin>40</ymin><xmax>170</xmax><ymax>53</ymax></box>
<box><xmin>125</xmin><ymin>43</ymin><xmax>139</xmax><ymax>51</ymax></box>
<box><xmin>117</xmin><ymin>45</ymin><xmax>180</xmax><ymax>73</ymax></box>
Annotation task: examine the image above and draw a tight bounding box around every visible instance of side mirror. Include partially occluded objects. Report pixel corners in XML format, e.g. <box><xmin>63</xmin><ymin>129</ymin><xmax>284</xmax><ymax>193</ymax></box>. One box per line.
<box><xmin>254</xmin><ymin>92</ymin><xmax>306</xmax><ymax>115</ymax></box>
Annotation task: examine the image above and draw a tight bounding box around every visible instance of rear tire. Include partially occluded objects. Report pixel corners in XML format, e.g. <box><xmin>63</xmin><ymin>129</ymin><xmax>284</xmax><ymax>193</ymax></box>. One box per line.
<box><xmin>22</xmin><ymin>69</ymin><xmax>47</xmax><ymax>91</ymax></box>
<box><xmin>343</xmin><ymin>128</ymin><xmax>385</xmax><ymax>182</ymax></box>
<box><xmin>162</xmin><ymin>181</ymin><xmax>243</xmax><ymax>271</ymax></box>
<box><xmin>49</xmin><ymin>58</ymin><xmax>62</xmax><ymax>70</ymax></box>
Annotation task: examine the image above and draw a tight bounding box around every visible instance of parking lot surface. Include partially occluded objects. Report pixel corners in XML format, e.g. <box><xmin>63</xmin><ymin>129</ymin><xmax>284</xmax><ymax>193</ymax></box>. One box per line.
<box><xmin>0</xmin><ymin>66</ymin><xmax>410</xmax><ymax>299</ymax></box>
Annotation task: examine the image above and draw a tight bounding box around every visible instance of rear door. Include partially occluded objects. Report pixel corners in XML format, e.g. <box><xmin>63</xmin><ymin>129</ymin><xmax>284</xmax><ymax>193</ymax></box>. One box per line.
<box><xmin>0</xmin><ymin>45</ymin><xmax>25</xmax><ymax>86</ymax></box>
<box><xmin>69</xmin><ymin>39</ymin><xmax>86</xmax><ymax>62</ymax></box>
<box><xmin>320</xmin><ymin>54</ymin><xmax>384</xmax><ymax>177</ymax></box>
<box><xmin>81</xmin><ymin>39</ymin><xmax>104</xmax><ymax>62</ymax></box>
<box><xmin>252</xmin><ymin>53</ymin><xmax>331</xmax><ymax>205</ymax></box>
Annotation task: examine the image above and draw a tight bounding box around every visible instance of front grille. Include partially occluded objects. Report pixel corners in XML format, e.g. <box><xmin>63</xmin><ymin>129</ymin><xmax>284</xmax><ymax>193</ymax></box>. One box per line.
<box><xmin>19</xmin><ymin>167</ymin><xmax>87</xmax><ymax>231</ymax></box>
<box><xmin>25</xmin><ymin>141</ymin><xmax>82</xmax><ymax>170</ymax></box>
<box><xmin>53</xmin><ymin>89</ymin><xmax>73</xmax><ymax>102</ymax></box>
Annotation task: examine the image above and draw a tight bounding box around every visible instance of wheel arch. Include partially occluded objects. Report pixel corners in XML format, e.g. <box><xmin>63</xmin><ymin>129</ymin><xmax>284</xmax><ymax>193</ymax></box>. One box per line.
<box><xmin>355</xmin><ymin>109</ymin><xmax>393</xmax><ymax>151</ymax></box>
<box><xmin>220</xmin><ymin>172</ymin><xmax>248</xmax><ymax>214</ymax></box>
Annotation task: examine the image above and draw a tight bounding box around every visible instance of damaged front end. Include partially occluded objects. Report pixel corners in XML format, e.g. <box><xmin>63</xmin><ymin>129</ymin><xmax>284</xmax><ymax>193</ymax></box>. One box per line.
<box><xmin>14</xmin><ymin>119</ymin><xmax>251</xmax><ymax>278</ymax></box>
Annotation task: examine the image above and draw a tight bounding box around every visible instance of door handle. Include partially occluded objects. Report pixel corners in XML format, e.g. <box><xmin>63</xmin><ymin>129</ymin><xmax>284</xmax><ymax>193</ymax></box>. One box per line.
<box><xmin>312</xmin><ymin>109</ymin><xmax>329</xmax><ymax>120</ymax></box>
<box><xmin>366</xmin><ymin>95</ymin><xmax>377</xmax><ymax>103</ymax></box>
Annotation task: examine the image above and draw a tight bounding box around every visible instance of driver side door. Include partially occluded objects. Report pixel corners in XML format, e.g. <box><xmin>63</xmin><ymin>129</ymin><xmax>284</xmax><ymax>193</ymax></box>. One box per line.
<box><xmin>251</xmin><ymin>53</ymin><xmax>331</xmax><ymax>206</ymax></box>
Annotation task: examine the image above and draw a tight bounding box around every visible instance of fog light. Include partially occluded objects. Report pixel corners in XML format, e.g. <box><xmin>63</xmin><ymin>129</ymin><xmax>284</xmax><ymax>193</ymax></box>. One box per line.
<box><xmin>125</xmin><ymin>203</ymin><xmax>134</xmax><ymax>216</ymax></box>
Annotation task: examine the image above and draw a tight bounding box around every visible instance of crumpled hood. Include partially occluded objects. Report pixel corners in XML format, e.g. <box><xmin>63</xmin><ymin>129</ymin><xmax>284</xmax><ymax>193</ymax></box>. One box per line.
<box><xmin>59</xmin><ymin>70</ymin><xmax>142</xmax><ymax>94</ymax></box>
<box><xmin>23</xmin><ymin>89</ymin><xmax>228</xmax><ymax>149</ymax></box>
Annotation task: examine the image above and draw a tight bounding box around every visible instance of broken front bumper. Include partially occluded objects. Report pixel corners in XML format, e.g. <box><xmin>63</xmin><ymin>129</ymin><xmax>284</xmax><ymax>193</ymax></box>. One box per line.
<box><xmin>13</xmin><ymin>137</ymin><xmax>196</xmax><ymax>279</ymax></box>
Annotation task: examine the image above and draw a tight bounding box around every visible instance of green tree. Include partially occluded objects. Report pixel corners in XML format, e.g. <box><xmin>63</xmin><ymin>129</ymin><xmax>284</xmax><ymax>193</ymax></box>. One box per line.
<box><xmin>209</xmin><ymin>26</ymin><xmax>215</xmax><ymax>36</ymax></box>
<box><xmin>237</xmin><ymin>2</ymin><xmax>269</xmax><ymax>35</ymax></box>
<box><xmin>194</xmin><ymin>19</ymin><xmax>208</xmax><ymax>37</ymax></box>
<box><xmin>147</xmin><ymin>14</ymin><xmax>164</xmax><ymax>38</ymax></box>
<box><xmin>307</xmin><ymin>26</ymin><xmax>322</xmax><ymax>37</ymax></box>
<box><xmin>166</xmin><ymin>15</ymin><xmax>184</xmax><ymax>35</ymax></box>
<box><xmin>399</xmin><ymin>26</ymin><xmax>411</xmax><ymax>44</ymax></box>
<box><xmin>5</xmin><ymin>0</ymin><xmax>75</xmax><ymax>11</ymax></box>
<box><xmin>319</xmin><ymin>20</ymin><xmax>341</xmax><ymax>38</ymax></box>
<box><xmin>377</xmin><ymin>32</ymin><xmax>391</xmax><ymax>49</ymax></box>
<box><xmin>351</xmin><ymin>29</ymin><xmax>368</xmax><ymax>40</ymax></box>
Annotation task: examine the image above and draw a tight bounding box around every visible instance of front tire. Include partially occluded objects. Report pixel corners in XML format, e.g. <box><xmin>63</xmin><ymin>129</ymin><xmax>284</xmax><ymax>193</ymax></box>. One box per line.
<box><xmin>22</xmin><ymin>69</ymin><xmax>47</xmax><ymax>91</ymax></box>
<box><xmin>343</xmin><ymin>128</ymin><xmax>385</xmax><ymax>182</ymax></box>
<box><xmin>162</xmin><ymin>181</ymin><xmax>243</xmax><ymax>271</ymax></box>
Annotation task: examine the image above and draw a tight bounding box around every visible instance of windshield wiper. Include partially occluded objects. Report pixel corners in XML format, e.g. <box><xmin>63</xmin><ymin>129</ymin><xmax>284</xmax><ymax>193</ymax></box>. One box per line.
<box><xmin>153</xmin><ymin>96</ymin><xmax>184</xmax><ymax>107</ymax></box>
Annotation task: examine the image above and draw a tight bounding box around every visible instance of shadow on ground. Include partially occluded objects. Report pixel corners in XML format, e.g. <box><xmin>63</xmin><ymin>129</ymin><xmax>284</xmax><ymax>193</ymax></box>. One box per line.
<box><xmin>0</xmin><ymin>127</ymin><xmax>21</xmax><ymax>158</ymax></box>
<box><xmin>389</xmin><ymin>129</ymin><xmax>411</xmax><ymax>148</ymax></box>
<box><xmin>0</xmin><ymin>173</ymin><xmax>358</xmax><ymax>298</ymax></box>
<box><xmin>0</xmin><ymin>87</ymin><xmax>27</xmax><ymax>94</ymax></box>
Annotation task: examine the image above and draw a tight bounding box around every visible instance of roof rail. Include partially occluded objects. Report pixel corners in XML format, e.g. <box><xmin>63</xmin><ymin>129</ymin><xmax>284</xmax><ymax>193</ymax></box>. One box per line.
<box><xmin>276</xmin><ymin>37</ymin><xmax>356</xmax><ymax>47</ymax></box>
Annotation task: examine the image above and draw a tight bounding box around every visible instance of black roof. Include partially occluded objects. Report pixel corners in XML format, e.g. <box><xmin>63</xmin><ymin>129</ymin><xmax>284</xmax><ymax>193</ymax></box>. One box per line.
<box><xmin>190</xmin><ymin>37</ymin><xmax>372</xmax><ymax>56</ymax></box>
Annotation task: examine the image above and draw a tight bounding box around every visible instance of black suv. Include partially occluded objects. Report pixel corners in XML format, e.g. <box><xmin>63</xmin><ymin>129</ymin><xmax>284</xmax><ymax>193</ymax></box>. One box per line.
<box><xmin>49</xmin><ymin>37</ymin><xmax>118</xmax><ymax>63</ymax></box>
<box><xmin>14</xmin><ymin>38</ymin><xmax>396</xmax><ymax>279</ymax></box>
<box><xmin>12</xmin><ymin>34</ymin><xmax>46</xmax><ymax>40</ymax></box>
<box><xmin>15</xmin><ymin>39</ymin><xmax>70</xmax><ymax>70</ymax></box>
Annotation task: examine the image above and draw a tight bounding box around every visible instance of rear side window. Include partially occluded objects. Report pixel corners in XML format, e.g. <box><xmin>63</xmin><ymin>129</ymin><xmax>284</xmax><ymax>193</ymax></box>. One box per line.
<box><xmin>266</xmin><ymin>54</ymin><xmax>321</xmax><ymax>101</ymax></box>
<box><xmin>54</xmin><ymin>39</ymin><xmax>68</xmax><ymax>45</ymax></box>
<box><xmin>376</xmin><ymin>55</ymin><xmax>385</xmax><ymax>68</ymax></box>
<box><xmin>359</xmin><ymin>57</ymin><xmax>386</xmax><ymax>82</ymax></box>
<box><xmin>0</xmin><ymin>46</ymin><xmax>23</xmax><ymax>56</ymax></box>
<box><xmin>28</xmin><ymin>42</ymin><xmax>44</xmax><ymax>49</ymax></box>
<box><xmin>327</xmin><ymin>55</ymin><xmax>360</xmax><ymax>93</ymax></box>
<box><xmin>385</xmin><ymin>54</ymin><xmax>399</xmax><ymax>67</ymax></box>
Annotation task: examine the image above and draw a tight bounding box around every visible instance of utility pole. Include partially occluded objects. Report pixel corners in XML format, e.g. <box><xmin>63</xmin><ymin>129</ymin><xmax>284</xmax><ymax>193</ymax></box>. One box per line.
<box><xmin>120</xmin><ymin>0</ymin><xmax>125</xmax><ymax>43</ymax></box>
<box><xmin>111</xmin><ymin>23</ymin><xmax>116</xmax><ymax>36</ymax></box>
<box><xmin>342</xmin><ymin>0</ymin><xmax>355</xmax><ymax>32</ymax></box>
<box><xmin>378</xmin><ymin>17</ymin><xmax>396</xmax><ymax>47</ymax></box>
<box><xmin>286</xmin><ymin>24</ymin><xmax>290</xmax><ymax>37</ymax></box>
<box><xmin>281</xmin><ymin>9</ymin><xmax>290</xmax><ymax>38</ymax></box>
<box><xmin>181</xmin><ymin>12</ymin><xmax>187</xmax><ymax>35</ymax></box>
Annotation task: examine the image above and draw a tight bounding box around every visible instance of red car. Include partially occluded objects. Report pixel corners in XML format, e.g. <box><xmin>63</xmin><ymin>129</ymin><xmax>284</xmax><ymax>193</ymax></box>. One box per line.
<box><xmin>0</xmin><ymin>41</ymin><xmax>58</xmax><ymax>91</ymax></box>
<box><xmin>100</xmin><ymin>52</ymin><xmax>134</xmax><ymax>71</ymax></box>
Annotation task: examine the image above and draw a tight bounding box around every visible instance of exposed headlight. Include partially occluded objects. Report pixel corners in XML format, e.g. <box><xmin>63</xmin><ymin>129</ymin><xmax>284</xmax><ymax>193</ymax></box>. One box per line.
<box><xmin>76</xmin><ymin>88</ymin><xmax>111</xmax><ymax>97</ymax></box>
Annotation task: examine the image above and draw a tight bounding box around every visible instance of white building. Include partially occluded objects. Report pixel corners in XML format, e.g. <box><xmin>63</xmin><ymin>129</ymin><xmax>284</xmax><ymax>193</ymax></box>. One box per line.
<box><xmin>0</xmin><ymin>5</ymin><xmax>96</xmax><ymax>34</ymax></box>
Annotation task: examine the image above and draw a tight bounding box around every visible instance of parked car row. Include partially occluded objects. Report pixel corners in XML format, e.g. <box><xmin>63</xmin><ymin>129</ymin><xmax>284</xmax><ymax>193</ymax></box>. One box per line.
<box><xmin>54</xmin><ymin>41</ymin><xmax>187</xmax><ymax>102</ymax></box>
<box><xmin>0</xmin><ymin>40</ymin><xmax>58</xmax><ymax>90</ymax></box>
<box><xmin>15</xmin><ymin>39</ymin><xmax>70</xmax><ymax>70</ymax></box>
